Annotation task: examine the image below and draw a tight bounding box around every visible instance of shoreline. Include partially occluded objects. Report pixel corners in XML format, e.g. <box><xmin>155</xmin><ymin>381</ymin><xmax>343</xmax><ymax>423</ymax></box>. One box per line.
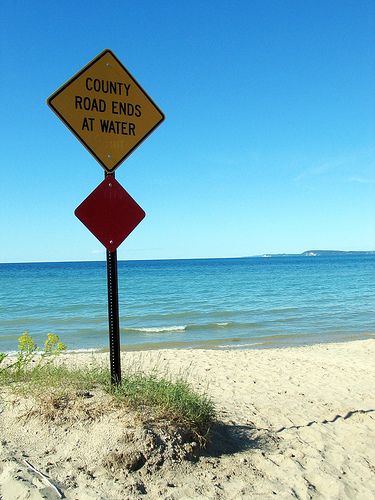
<box><xmin>3</xmin><ymin>330</ymin><xmax>375</xmax><ymax>356</ymax></box>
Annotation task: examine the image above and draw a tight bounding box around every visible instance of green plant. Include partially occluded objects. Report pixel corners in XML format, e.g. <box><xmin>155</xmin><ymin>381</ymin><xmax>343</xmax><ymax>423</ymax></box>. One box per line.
<box><xmin>111</xmin><ymin>371</ymin><xmax>215</xmax><ymax>438</ymax></box>
<box><xmin>42</xmin><ymin>333</ymin><xmax>67</xmax><ymax>358</ymax></box>
<box><xmin>5</xmin><ymin>332</ymin><xmax>67</xmax><ymax>375</ymax></box>
<box><xmin>15</xmin><ymin>331</ymin><xmax>38</xmax><ymax>373</ymax></box>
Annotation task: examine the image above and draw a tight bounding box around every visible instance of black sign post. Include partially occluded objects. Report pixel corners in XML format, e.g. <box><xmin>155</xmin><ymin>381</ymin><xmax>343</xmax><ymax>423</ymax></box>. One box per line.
<box><xmin>104</xmin><ymin>172</ymin><xmax>121</xmax><ymax>385</ymax></box>
<box><xmin>106</xmin><ymin>247</ymin><xmax>121</xmax><ymax>385</ymax></box>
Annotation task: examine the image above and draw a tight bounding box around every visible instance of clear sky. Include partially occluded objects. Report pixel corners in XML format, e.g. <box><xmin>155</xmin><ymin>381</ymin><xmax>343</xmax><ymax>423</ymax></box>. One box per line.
<box><xmin>1</xmin><ymin>0</ymin><xmax>374</xmax><ymax>262</ymax></box>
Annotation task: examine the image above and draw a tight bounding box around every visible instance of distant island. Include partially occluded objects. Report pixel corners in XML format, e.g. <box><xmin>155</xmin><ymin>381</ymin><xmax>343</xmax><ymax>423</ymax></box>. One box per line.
<box><xmin>258</xmin><ymin>250</ymin><xmax>375</xmax><ymax>258</ymax></box>
<box><xmin>301</xmin><ymin>250</ymin><xmax>375</xmax><ymax>257</ymax></box>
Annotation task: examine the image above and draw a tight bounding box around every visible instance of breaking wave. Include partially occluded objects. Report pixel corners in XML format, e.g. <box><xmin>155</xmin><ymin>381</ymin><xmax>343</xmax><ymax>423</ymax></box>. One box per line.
<box><xmin>123</xmin><ymin>321</ymin><xmax>260</xmax><ymax>335</ymax></box>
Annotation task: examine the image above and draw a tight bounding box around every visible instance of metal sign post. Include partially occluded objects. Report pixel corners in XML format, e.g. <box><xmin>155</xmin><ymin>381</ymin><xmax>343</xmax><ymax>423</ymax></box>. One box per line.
<box><xmin>106</xmin><ymin>247</ymin><xmax>121</xmax><ymax>385</ymax></box>
<box><xmin>104</xmin><ymin>172</ymin><xmax>121</xmax><ymax>385</ymax></box>
<box><xmin>47</xmin><ymin>49</ymin><xmax>164</xmax><ymax>385</ymax></box>
<box><xmin>105</xmin><ymin>171</ymin><xmax>121</xmax><ymax>385</ymax></box>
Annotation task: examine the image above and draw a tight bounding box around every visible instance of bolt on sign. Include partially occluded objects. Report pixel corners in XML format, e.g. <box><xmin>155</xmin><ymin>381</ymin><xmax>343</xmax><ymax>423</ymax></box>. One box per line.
<box><xmin>47</xmin><ymin>49</ymin><xmax>165</xmax><ymax>172</ymax></box>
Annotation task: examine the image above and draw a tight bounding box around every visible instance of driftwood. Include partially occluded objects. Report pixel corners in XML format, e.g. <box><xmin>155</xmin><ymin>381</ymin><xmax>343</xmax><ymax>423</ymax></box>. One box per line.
<box><xmin>23</xmin><ymin>459</ymin><xmax>64</xmax><ymax>498</ymax></box>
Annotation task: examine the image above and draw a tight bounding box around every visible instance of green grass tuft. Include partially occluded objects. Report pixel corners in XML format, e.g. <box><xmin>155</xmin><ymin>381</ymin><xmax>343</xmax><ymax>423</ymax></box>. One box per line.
<box><xmin>111</xmin><ymin>370</ymin><xmax>215</xmax><ymax>435</ymax></box>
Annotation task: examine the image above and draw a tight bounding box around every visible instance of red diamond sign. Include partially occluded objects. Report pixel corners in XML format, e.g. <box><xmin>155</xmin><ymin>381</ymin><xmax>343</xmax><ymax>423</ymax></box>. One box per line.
<box><xmin>75</xmin><ymin>176</ymin><xmax>145</xmax><ymax>252</ymax></box>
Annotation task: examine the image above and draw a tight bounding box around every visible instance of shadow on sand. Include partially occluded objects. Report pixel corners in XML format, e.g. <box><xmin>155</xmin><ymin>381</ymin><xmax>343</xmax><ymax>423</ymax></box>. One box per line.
<box><xmin>203</xmin><ymin>422</ymin><xmax>277</xmax><ymax>457</ymax></box>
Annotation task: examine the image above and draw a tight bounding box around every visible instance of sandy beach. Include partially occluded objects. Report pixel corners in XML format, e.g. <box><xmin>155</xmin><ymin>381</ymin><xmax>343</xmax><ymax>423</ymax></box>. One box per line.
<box><xmin>1</xmin><ymin>339</ymin><xmax>374</xmax><ymax>499</ymax></box>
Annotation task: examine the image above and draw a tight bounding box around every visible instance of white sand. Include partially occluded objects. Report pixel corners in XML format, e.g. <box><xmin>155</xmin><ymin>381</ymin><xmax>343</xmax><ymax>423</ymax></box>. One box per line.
<box><xmin>1</xmin><ymin>339</ymin><xmax>374</xmax><ymax>499</ymax></box>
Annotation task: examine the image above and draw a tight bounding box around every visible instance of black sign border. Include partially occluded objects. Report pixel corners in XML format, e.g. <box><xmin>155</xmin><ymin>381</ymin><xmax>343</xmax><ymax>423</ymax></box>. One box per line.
<box><xmin>47</xmin><ymin>49</ymin><xmax>165</xmax><ymax>173</ymax></box>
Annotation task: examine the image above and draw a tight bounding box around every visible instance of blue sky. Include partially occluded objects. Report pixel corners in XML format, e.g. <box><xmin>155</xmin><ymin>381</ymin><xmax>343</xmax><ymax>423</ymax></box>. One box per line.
<box><xmin>1</xmin><ymin>0</ymin><xmax>374</xmax><ymax>262</ymax></box>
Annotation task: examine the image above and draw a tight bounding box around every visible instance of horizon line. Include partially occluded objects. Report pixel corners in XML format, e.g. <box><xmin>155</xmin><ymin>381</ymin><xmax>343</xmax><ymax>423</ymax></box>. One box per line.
<box><xmin>1</xmin><ymin>249</ymin><xmax>374</xmax><ymax>266</ymax></box>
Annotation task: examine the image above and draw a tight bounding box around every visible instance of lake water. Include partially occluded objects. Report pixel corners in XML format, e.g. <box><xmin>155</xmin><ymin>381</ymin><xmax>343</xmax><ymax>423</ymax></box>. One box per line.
<box><xmin>0</xmin><ymin>255</ymin><xmax>374</xmax><ymax>353</ymax></box>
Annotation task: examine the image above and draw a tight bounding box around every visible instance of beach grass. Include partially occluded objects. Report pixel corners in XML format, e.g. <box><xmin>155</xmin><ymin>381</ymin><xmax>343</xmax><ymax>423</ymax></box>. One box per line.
<box><xmin>111</xmin><ymin>369</ymin><xmax>215</xmax><ymax>434</ymax></box>
<box><xmin>0</xmin><ymin>354</ymin><xmax>215</xmax><ymax>440</ymax></box>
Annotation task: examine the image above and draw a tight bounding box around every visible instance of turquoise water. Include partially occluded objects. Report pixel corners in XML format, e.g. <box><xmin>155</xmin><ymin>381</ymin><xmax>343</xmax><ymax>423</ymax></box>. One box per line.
<box><xmin>0</xmin><ymin>256</ymin><xmax>374</xmax><ymax>352</ymax></box>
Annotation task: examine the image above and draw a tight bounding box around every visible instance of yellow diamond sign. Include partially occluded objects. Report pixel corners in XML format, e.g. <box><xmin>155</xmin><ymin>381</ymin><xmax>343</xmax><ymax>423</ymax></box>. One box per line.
<box><xmin>47</xmin><ymin>49</ymin><xmax>165</xmax><ymax>172</ymax></box>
